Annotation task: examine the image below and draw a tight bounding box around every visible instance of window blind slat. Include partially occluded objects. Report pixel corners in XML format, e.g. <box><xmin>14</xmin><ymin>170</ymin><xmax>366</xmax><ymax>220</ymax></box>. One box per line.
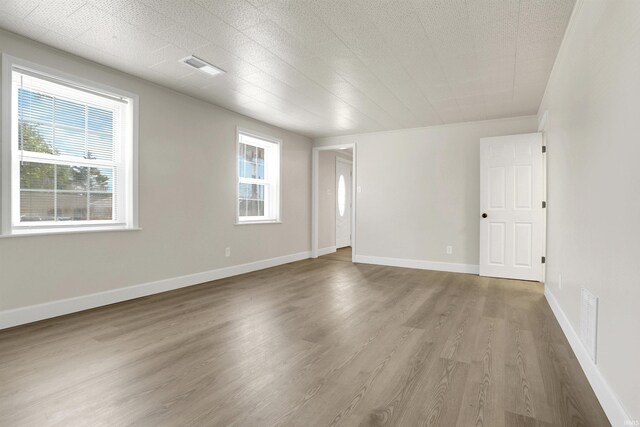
<box><xmin>14</xmin><ymin>66</ymin><xmax>129</xmax><ymax>104</ymax></box>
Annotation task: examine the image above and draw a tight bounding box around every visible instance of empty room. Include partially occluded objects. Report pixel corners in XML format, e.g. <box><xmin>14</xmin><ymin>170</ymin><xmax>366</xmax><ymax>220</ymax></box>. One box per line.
<box><xmin>0</xmin><ymin>0</ymin><xmax>638</xmax><ymax>426</ymax></box>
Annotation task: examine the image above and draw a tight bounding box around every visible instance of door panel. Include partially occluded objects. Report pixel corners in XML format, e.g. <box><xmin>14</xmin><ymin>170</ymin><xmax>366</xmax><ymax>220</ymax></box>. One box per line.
<box><xmin>480</xmin><ymin>133</ymin><xmax>543</xmax><ymax>281</ymax></box>
<box><xmin>488</xmin><ymin>222</ymin><xmax>505</xmax><ymax>265</ymax></box>
<box><xmin>489</xmin><ymin>167</ymin><xmax>506</xmax><ymax>209</ymax></box>
<box><xmin>514</xmin><ymin>166</ymin><xmax>532</xmax><ymax>209</ymax></box>
<box><xmin>335</xmin><ymin>159</ymin><xmax>352</xmax><ymax>248</ymax></box>
<box><xmin>514</xmin><ymin>223</ymin><xmax>532</xmax><ymax>267</ymax></box>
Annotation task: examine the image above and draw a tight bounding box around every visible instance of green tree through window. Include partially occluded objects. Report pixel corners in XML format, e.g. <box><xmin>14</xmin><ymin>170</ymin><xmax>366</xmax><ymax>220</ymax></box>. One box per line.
<box><xmin>19</xmin><ymin>122</ymin><xmax>112</xmax><ymax>221</ymax></box>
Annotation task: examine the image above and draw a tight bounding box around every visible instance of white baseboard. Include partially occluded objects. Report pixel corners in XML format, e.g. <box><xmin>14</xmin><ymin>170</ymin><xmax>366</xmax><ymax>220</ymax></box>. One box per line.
<box><xmin>354</xmin><ymin>254</ymin><xmax>479</xmax><ymax>274</ymax></box>
<box><xmin>0</xmin><ymin>251</ymin><xmax>311</xmax><ymax>330</ymax></box>
<box><xmin>317</xmin><ymin>246</ymin><xmax>337</xmax><ymax>256</ymax></box>
<box><xmin>544</xmin><ymin>286</ymin><xmax>632</xmax><ymax>427</ymax></box>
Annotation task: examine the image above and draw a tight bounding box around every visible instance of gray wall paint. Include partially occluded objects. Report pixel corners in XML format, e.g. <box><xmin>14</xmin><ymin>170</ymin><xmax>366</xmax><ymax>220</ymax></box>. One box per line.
<box><xmin>538</xmin><ymin>0</ymin><xmax>640</xmax><ymax>419</ymax></box>
<box><xmin>0</xmin><ymin>31</ymin><xmax>311</xmax><ymax>311</ymax></box>
<box><xmin>314</xmin><ymin>116</ymin><xmax>538</xmax><ymax>266</ymax></box>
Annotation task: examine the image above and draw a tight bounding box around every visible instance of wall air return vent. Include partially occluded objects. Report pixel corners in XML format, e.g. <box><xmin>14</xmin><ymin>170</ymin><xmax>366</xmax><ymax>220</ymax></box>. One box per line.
<box><xmin>580</xmin><ymin>287</ymin><xmax>598</xmax><ymax>363</ymax></box>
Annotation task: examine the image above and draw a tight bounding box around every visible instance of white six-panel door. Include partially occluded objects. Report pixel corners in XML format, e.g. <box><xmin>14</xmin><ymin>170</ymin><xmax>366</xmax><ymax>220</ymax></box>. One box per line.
<box><xmin>480</xmin><ymin>133</ymin><xmax>544</xmax><ymax>281</ymax></box>
<box><xmin>335</xmin><ymin>158</ymin><xmax>352</xmax><ymax>248</ymax></box>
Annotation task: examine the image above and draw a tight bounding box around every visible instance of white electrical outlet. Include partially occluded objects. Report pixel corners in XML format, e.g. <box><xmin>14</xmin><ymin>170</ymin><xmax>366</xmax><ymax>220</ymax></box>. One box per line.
<box><xmin>446</xmin><ymin>246</ymin><xmax>453</xmax><ymax>255</ymax></box>
<box><xmin>357</xmin><ymin>186</ymin><xmax>362</xmax><ymax>193</ymax></box>
<box><xmin>225</xmin><ymin>247</ymin><xmax>231</xmax><ymax>257</ymax></box>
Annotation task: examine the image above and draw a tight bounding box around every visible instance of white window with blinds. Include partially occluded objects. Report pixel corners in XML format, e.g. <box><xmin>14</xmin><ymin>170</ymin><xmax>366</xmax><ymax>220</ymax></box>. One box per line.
<box><xmin>236</xmin><ymin>129</ymin><xmax>281</xmax><ymax>224</ymax></box>
<box><xmin>1</xmin><ymin>56</ymin><xmax>138</xmax><ymax>235</ymax></box>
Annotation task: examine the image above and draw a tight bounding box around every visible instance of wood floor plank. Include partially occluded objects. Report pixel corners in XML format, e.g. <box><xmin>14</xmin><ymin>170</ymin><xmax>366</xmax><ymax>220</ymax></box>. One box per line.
<box><xmin>504</xmin><ymin>323</ymin><xmax>553</xmax><ymax>423</ymax></box>
<box><xmin>504</xmin><ymin>411</ymin><xmax>554</xmax><ymax>427</ymax></box>
<box><xmin>455</xmin><ymin>316</ymin><xmax>506</xmax><ymax>427</ymax></box>
<box><xmin>351</xmin><ymin>336</ymin><xmax>437</xmax><ymax>426</ymax></box>
<box><xmin>0</xmin><ymin>248</ymin><xmax>610</xmax><ymax>426</ymax></box>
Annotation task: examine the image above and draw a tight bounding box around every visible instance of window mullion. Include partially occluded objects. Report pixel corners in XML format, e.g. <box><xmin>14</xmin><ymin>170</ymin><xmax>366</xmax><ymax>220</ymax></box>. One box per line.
<box><xmin>263</xmin><ymin>182</ymin><xmax>270</xmax><ymax>218</ymax></box>
<box><xmin>85</xmin><ymin>104</ymin><xmax>90</xmax><ymax>221</ymax></box>
<box><xmin>19</xmin><ymin>152</ymin><xmax>115</xmax><ymax>169</ymax></box>
<box><xmin>86</xmin><ymin>166</ymin><xmax>91</xmax><ymax>221</ymax></box>
<box><xmin>54</xmin><ymin>164</ymin><xmax>58</xmax><ymax>221</ymax></box>
<box><xmin>84</xmin><ymin>104</ymin><xmax>89</xmax><ymax>159</ymax></box>
<box><xmin>239</xmin><ymin>177</ymin><xmax>267</xmax><ymax>185</ymax></box>
<box><xmin>52</xmin><ymin>95</ymin><xmax>57</xmax><ymax>154</ymax></box>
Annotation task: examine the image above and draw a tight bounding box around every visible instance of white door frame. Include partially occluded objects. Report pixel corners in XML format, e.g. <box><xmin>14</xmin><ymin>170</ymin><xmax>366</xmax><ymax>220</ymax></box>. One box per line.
<box><xmin>311</xmin><ymin>143</ymin><xmax>357</xmax><ymax>261</ymax></box>
<box><xmin>335</xmin><ymin>156</ymin><xmax>353</xmax><ymax>248</ymax></box>
<box><xmin>538</xmin><ymin>111</ymin><xmax>548</xmax><ymax>282</ymax></box>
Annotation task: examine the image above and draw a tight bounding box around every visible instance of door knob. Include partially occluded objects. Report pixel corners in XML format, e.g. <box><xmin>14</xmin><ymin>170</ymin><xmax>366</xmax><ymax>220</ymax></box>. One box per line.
<box><xmin>482</xmin><ymin>213</ymin><xmax>488</xmax><ymax>218</ymax></box>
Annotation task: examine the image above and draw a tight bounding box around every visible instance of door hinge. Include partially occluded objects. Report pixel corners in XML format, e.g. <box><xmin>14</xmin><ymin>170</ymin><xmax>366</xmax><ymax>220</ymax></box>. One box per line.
<box><xmin>542</xmin><ymin>146</ymin><xmax>547</xmax><ymax>153</ymax></box>
<box><xmin>542</xmin><ymin>256</ymin><xmax>546</xmax><ymax>264</ymax></box>
<box><xmin>542</xmin><ymin>201</ymin><xmax>547</xmax><ymax>208</ymax></box>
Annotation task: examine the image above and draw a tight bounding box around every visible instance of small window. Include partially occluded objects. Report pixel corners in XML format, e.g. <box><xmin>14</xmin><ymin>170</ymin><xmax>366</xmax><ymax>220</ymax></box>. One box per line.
<box><xmin>338</xmin><ymin>174</ymin><xmax>346</xmax><ymax>217</ymax></box>
<box><xmin>236</xmin><ymin>130</ymin><xmax>280</xmax><ymax>223</ymax></box>
<box><xmin>2</xmin><ymin>56</ymin><xmax>137</xmax><ymax>235</ymax></box>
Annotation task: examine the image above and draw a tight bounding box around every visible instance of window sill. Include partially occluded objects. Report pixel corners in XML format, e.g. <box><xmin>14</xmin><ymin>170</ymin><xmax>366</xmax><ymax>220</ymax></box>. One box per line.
<box><xmin>235</xmin><ymin>220</ymin><xmax>282</xmax><ymax>225</ymax></box>
<box><xmin>0</xmin><ymin>227</ymin><xmax>142</xmax><ymax>239</ymax></box>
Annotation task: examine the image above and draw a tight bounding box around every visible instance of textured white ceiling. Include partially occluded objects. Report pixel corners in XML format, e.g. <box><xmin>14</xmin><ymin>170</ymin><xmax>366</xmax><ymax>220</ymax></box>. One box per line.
<box><xmin>0</xmin><ymin>0</ymin><xmax>575</xmax><ymax>138</ymax></box>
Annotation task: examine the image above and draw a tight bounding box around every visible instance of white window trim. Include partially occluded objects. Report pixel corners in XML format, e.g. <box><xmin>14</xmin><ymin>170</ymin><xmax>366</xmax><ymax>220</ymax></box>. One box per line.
<box><xmin>1</xmin><ymin>54</ymin><xmax>139</xmax><ymax>236</ymax></box>
<box><xmin>235</xmin><ymin>127</ymin><xmax>282</xmax><ymax>225</ymax></box>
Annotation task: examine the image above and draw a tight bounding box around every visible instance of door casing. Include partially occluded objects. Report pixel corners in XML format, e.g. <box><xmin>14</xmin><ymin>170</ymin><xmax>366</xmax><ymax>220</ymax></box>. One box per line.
<box><xmin>311</xmin><ymin>144</ymin><xmax>357</xmax><ymax>261</ymax></box>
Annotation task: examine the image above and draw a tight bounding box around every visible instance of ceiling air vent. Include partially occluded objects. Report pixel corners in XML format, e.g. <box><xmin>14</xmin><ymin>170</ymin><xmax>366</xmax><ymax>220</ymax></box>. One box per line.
<box><xmin>179</xmin><ymin>55</ymin><xmax>225</xmax><ymax>76</ymax></box>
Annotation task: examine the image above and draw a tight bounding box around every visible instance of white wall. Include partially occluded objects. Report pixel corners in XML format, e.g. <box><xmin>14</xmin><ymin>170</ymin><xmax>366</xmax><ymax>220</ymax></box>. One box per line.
<box><xmin>538</xmin><ymin>0</ymin><xmax>640</xmax><ymax>422</ymax></box>
<box><xmin>0</xmin><ymin>31</ymin><xmax>311</xmax><ymax>315</ymax></box>
<box><xmin>314</xmin><ymin>116</ymin><xmax>537</xmax><ymax>269</ymax></box>
<box><xmin>318</xmin><ymin>150</ymin><xmax>352</xmax><ymax>250</ymax></box>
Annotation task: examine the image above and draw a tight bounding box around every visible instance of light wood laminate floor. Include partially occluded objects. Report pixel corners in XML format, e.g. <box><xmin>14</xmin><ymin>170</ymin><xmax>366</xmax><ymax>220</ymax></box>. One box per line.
<box><xmin>320</xmin><ymin>246</ymin><xmax>353</xmax><ymax>262</ymax></box>
<box><xmin>0</xmin><ymin>255</ymin><xmax>609</xmax><ymax>426</ymax></box>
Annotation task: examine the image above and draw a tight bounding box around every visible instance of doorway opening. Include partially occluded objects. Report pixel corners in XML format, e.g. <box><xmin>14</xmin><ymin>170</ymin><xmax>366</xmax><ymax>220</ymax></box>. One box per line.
<box><xmin>312</xmin><ymin>144</ymin><xmax>356</xmax><ymax>261</ymax></box>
